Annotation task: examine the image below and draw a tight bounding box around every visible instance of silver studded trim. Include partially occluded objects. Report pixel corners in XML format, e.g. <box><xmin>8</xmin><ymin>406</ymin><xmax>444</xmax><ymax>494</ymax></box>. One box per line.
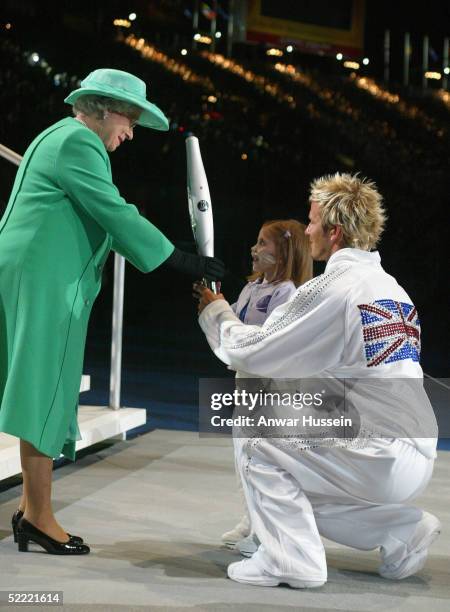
<box><xmin>243</xmin><ymin>427</ymin><xmax>376</xmax><ymax>462</ymax></box>
<box><xmin>236</xmin><ymin>264</ymin><xmax>358</xmax><ymax>454</ymax></box>
<box><xmin>230</xmin><ymin>265</ymin><xmax>352</xmax><ymax>350</ymax></box>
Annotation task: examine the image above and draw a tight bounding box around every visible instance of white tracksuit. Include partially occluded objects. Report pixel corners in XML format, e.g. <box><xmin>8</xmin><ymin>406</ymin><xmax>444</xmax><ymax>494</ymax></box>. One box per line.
<box><xmin>230</xmin><ymin>278</ymin><xmax>297</xmax><ymax>530</ymax></box>
<box><xmin>199</xmin><ymin>248</ymin><xmax>438</xmax><ymax>581</ymax></box>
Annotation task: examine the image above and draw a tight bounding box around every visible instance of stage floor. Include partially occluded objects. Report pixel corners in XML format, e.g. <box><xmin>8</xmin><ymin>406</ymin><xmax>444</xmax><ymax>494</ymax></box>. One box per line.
<box><xmin>0</xmin><ymin>429</ymin><xmax>449</xmax><ymax>611</ymax></box>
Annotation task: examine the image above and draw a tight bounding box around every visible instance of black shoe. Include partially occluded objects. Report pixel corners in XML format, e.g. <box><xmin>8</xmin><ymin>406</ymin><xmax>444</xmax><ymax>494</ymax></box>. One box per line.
<box><xmin>12</xmin><ymin>510</ymin><xmax>84</xmax><ymax>544</ymax></box>
<box><xmin>11</xmin><ymin>510</ymin><xmax>23</xmax><ymax>544</ymax></box>
<box><xmin>17</xmin><ymin>518</ymin><xmax>90</xmax><ymax>555</ymax></box>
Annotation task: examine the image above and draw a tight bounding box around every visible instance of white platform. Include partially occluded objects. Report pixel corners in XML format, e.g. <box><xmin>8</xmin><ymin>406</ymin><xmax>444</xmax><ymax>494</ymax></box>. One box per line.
<box><xmin>0</xmin><ymin>375</ymin><xmax>147</xmax><ymax>481</ymax></box>
<box><xmin>79</xmin><ymin>374</ymin><xmax>91</xmax><ymax>393</ymax></box>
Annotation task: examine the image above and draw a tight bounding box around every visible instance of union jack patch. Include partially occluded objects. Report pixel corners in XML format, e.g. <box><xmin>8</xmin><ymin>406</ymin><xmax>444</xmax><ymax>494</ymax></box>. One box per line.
<box><xmin>357</xmin><ymin>300</ymin><xmax>420</xmax><ymax>367</ymax></box>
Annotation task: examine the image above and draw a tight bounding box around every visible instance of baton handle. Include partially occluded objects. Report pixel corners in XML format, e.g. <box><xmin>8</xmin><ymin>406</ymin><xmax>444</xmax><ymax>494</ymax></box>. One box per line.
<box><xmin>202</xmin><ymin>278</ymin><xmax>218</xmax><ymax>293</ymax></box>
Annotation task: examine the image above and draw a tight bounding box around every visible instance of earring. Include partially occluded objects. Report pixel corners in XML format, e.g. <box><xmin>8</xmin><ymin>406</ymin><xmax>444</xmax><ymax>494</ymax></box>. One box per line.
<box><xmin>103</xmin><ymin>111</ymin><xmax>109</xmax><ymax>120</ymax></box>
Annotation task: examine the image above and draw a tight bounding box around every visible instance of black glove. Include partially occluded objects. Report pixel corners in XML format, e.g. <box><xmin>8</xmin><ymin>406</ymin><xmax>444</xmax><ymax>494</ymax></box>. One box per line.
<box><xmin>163</xmin><ymin>247</ymin><xmax>225</xmax><ymax>280</ymax></box>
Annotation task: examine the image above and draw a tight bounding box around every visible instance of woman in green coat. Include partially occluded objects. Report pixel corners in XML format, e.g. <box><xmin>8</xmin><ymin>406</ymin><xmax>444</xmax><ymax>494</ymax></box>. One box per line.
<box><xmin>0</xmin><ymin>68</ymin><xmax>224</xmax><ymax>555</ymax></box>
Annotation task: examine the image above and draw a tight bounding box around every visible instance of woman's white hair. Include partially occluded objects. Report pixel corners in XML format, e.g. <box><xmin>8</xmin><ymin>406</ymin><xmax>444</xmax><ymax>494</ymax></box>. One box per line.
<box><xmin>72</xmin><ymin>94</ymin><xmax>141</xmax><ymax>120</ymax></box>
<box><xmin>309</xmin><ymin>172</ymin><xmax>387</xmax><ymax>250</ymax></box>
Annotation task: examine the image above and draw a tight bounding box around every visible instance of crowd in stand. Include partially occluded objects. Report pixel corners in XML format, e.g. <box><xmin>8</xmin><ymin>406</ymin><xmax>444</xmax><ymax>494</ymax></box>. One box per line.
<box><xmin>0</xmin><ymin>26</ymin><xmax>448</xmax><ymax>374</ymax></box>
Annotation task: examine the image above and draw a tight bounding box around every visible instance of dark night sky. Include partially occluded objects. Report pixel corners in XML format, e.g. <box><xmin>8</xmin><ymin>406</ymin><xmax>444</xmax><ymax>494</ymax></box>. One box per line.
<box><xmin>365</xmin><ymin>0</ymin><xmax>450</xmax><ymax>37</ymax></box>
<box><xmin>2</xmin><ymin>1</ymin><xmax>449</xmax><ymax>38</ymax></box>
<box><xmin>364</xmin><ymin>1</ymin><xmax>450</xmax><ymax>51</ymax></box>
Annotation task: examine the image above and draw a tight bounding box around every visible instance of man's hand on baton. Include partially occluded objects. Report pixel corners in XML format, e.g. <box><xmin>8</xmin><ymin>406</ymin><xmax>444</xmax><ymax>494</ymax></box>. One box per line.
<box><xmin>193</xmin><ymin>282</ymin><xmax>225</xmax><ymax>314</ymax></box>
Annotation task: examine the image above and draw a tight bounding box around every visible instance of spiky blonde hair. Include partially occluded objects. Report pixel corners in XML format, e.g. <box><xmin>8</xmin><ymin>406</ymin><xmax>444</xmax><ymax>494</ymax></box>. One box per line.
<box><xmin>309</xmin><ymin>173</ymin><xmax>387</xmax><ymax>250</ymax></box>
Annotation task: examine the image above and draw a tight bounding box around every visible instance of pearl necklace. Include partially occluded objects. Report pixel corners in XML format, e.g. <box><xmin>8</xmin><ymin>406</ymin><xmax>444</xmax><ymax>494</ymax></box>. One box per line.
<box><xmin>75</xmin><ymin>117</ymin><xmax>88</xmax><ymax>128</ymax></box>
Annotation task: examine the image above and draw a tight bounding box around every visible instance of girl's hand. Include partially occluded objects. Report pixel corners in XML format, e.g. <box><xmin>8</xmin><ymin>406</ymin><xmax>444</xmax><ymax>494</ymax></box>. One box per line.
<box><xmin>193</xmin><ymin>282</ymin><xmax>225</xmax><ymax>314</ymax></box>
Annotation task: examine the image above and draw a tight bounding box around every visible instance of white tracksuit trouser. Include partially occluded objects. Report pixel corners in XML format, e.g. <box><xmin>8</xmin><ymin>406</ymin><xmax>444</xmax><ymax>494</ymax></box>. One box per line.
<box><xmin>234</xmin><ymin>437</ymin><xmax>435</xmax><ymax>582</ymax></box>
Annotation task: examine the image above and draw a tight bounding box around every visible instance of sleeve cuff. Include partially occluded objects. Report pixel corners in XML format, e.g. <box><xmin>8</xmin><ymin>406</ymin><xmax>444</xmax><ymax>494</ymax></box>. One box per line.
<box><xmin>198</xmin><ymin>299</ymin><xmax>234</xmax><ymax>335</ymax></box>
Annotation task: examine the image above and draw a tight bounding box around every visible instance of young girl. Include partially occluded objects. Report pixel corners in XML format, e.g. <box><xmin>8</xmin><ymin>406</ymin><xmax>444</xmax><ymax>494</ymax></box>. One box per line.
<box><xmin>219</xmin><ymin>219</ymin><xmax>313</xmax><ymax>553</ymax></box>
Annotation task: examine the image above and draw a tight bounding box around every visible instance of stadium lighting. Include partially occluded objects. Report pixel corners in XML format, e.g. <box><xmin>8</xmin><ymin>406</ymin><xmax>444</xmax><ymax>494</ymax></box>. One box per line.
<box><xmin>113</xmin><ymin>19</ymin><xmax>131</xmax><ymax>28</ymax></box>
<box><xmin>336</xmin><ymin>53</ymin><xmax>343</xmax><ymax>61</ymax></box>
<box><xmin>286</xmin><ymin>45</ymin><xmax>294</xmax><ymax>53</ymax></box>
<box><xmin>266</xmin><ymin>48</ymin><xmax>283</xmax><ymax>57</ymax></box>
<box><xmin>31</xmin><ymin>53</ymin><xmax>40</xmax><ymax>63</ymax></box>
<box><xmin>194</xmin><ymin>34</ymin><xmax>212</xmax><ymax>44</ymax></box>
<box><xmin>215</xmin><ymin>31</ymin><xmax>222</xmax><ymax>39</ymax></box>
<box><xmin>181</xmin><ymin>48</ymin><xmax>188</xmax><ymax>56</ymax></box>
<box><xmin>443</xmin><ymin>67</ymin><xmax>450</xmax><ymax>75</ymax></box>
<box><xmin>343</xmin><ymin>61</ymin><xmax>360</xmax><ymax>70</ymax></box>
<box><xmin>128</xmin><ymin>13</ymin><xmax>137</xmax><ymax>21</ymax></box>
<box><xmin>362</xmin><ymin>57</ymin><xmax>370</xmax><ymax>65</ymax></box>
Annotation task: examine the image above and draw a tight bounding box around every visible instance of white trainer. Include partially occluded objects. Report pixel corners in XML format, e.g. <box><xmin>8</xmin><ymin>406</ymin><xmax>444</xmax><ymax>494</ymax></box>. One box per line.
<box><xmin>221</xmin><ymin>514</ymin><xmax>251</xmax><ymax>548</ymax></box>
<box><xmin>227</xmin><ymin>557</ymin><xmax>326</xmax><ymax>589</ymax></box>
<box><xmin>236</xmin><ymin>533</ymin><xmax>259</xmax><ymax>557</ymax></box>
<box><xmin>379</xmin><ymin>511</ymin><xmax>441</xmax><ymax>580</ymax></box>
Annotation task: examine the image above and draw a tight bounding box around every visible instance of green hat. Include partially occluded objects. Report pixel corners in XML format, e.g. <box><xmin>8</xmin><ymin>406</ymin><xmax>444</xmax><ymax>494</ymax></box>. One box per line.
<box><xmin>64</xmin><ymin>68</ymin><xmax>169</xmax><ymax>131</ymax></box>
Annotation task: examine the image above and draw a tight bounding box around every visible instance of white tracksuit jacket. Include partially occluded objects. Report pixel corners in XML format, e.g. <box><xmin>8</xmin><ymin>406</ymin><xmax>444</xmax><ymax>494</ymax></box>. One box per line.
<box><xmin>199</xmin><ymin>248</ymin><xmax>438</xmax><ymax>459</ymax></box>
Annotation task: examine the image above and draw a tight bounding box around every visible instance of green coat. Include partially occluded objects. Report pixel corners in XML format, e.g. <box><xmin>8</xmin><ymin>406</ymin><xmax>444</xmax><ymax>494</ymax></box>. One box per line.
<box><xmin>0</xmin><ymin>117</ymin><xmax>174</xmax><ymax>460</ymax></box>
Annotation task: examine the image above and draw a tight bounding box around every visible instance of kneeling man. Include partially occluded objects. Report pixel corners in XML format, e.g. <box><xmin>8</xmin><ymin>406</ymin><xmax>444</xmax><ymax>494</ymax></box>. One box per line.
<box><xmin>196</xmin><ymin>173</ymin><xmax>440</xmax><ymax>588</ymax></box>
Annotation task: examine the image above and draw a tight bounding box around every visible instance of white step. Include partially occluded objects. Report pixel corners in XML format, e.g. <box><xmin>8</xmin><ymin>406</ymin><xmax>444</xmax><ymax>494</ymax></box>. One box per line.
<box><xmin>0</xmin><ymin>375</ymin><xmax>147</xmax><ymax>481</ymax></box>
